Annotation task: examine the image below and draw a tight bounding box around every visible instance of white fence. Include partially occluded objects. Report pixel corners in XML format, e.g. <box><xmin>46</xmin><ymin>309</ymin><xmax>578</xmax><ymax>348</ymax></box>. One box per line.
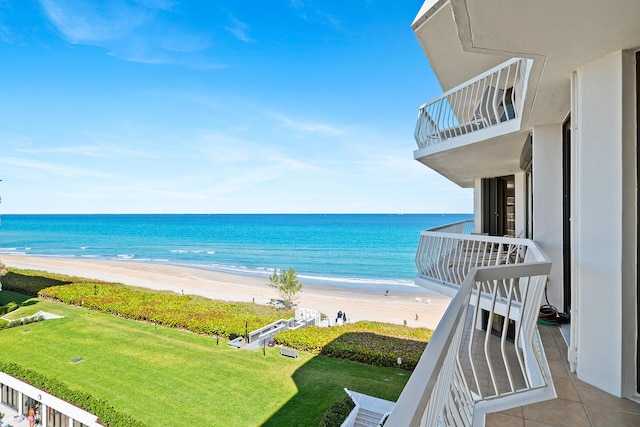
<box><xmin>414</xmin><ymin>58</ymin><xmax>532</xmax><ymax>149</ymax></box>
<box><xmin>384</xmin><ymin>229</ymin><xmax>555</xmax><ymax>426</ymax></box>
<box><xmin>415</xmin><ymin>231</ymin><xmax>535</xmax><ymax>299</ymax></box>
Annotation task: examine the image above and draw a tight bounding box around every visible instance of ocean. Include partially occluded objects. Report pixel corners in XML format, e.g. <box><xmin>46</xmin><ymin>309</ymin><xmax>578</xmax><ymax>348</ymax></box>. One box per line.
<box><xmin>0</xmin><ymin>214</ymin><xmax>472</xmax><ymax>291</ymax></box>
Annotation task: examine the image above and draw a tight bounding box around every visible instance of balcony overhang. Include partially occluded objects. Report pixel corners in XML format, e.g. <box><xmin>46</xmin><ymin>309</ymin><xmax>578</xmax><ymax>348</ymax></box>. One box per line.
<box><xmin>413</xmin><ymin>57</ymin><xmax>532</xmax><ymax>187</ymax></box>
<box><xmin>413</xmin><ymin>0</ymin><xmax>640</xmax><ymax>127</ymax></box>
<box><xmin>414</xmin><ymin>129</ymin><xmax>529</xmax><ymax>188</ymax></box>
<box><xmin>412</xmin><ymin>1</ymin><xmax>509</xmax><ymax>94</ymax></box>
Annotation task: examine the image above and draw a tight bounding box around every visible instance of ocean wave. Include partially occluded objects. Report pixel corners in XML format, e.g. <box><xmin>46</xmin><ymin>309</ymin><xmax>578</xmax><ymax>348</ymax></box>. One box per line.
<box><xmin>169</xmin><ymin>249</ymin><xmax>215</xmax><ymax>255</ymax></box>
<box><xmin>177</xmin><ymin>262</ymin><xmax>416</xmax><ymax>291</ymax></box>
<box><xmin>116</xmin><ymin>254</ymin><xmax>135</xmax><ymax>259</ymax></box>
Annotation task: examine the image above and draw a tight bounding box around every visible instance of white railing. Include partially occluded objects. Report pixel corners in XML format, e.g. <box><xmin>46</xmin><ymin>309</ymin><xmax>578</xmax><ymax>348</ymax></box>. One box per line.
<box><xmin>385</xmin><ymin>258</ymin><xmax>555</xmax><ymax>426</ymax></box>
<box><xmin>415</xmin><ymin>231</ymin><xmax>535</xmax><ymax>299</ymax></box>
<box><xmin>428</xmin><ymin>219</ymin><xmax>474</xmax><ymax>235</ymax></box>
<box><xmin>414</xmin><ymin>58</ymin><xmax>532</xmax><ymax>149</ymax></box>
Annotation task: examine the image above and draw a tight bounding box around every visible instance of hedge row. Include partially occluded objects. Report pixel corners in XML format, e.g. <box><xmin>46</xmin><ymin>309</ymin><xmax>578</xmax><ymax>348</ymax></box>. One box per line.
<box><xmin>37</xmin><ymin>282</ymin><xmax>293</xmax><ymax>338</ymax></box>
<box><xmin>317</xmin><ymin>396</ymin><xmax>355</xmax><ymax>427</ymax></box>
<box><xmin>0</xmin><ymin>301</ymin><xmax>19</xmax><ymax>315</ymax></box>
<box><xmin>1</xmin><ymin>270</ymin><xmax>75</xmax><ymax>296</ymax></box>
<box><xmin>0</xmin><ymin>362</ymin><xmax>146</xmax><ymax>427</ymax></box>
<box><xmin>0</xmin><ymin>314</ymin><xmax>44</xmax><ymax>330</ymax></box>
<box><xmin>275</xmin><ymin>321</ymin><xmax>431</xmax><ymax>370</ymax></box>
<box><xmin>0</xmin><ymin>268</ymin><xmax>293</xmax><ymax>339</ymax></box>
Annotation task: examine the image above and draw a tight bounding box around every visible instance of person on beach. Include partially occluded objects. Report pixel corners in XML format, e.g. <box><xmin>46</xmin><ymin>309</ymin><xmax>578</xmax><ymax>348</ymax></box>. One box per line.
<box><xmin>385</xmin><ymin>289</ymin><xmax>389</xmax><ymax>296</ymax></box>
<box><xmin>28</xmin><ymin>406</ymin><xmax>35</xmax><ymax>427</ymax></box>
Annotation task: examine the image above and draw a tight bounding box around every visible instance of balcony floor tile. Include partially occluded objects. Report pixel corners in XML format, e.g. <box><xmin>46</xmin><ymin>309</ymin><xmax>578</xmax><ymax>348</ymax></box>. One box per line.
<box><xmin>486</xmin><ymin>324</ymin><xmax>640</xmax><ymax>427</ymax></box>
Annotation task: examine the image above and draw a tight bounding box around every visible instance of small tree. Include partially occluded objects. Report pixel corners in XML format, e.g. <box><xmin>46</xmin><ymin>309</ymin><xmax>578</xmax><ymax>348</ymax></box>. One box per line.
<box><xmin>268</xmin><ymin>267</ymin><xmax>302</xmax><ymax>308</ymax></box>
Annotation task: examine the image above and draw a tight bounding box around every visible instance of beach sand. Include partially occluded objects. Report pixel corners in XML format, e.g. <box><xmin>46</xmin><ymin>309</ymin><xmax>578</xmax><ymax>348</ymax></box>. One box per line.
<box><xmin>1</xmin><ymin>254</ymin><xmax>450</xmax><ymax>330</ymax></box>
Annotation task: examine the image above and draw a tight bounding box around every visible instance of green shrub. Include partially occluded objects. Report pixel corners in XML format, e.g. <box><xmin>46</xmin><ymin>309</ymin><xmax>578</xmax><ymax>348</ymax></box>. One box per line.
<box><xmin>0</xmin><ymin>301</ymin><xmax>19</xmax><ymax>315</ymax></box>
<box><xmin>275</xmin><ymin>321</ymin><xmax>431</xmax><ymax>370</ymax></box>
<box><xmin>0</xmin><ymin>315</ymin><xmax>45</xmax><ymax>331</ymax></box>
<box><xmin>318</xmin><ymin>396</ymin><xmax>355</xmax><ymax>427</ymax></box>
<box><xmin>38</xmin><ymin>282</ymin><xmax>292</xmax><ymax>338</ymax></box>
<box><xmin>5</xmin><ymin>301</ymin><xmax>19</xmax><ymax>313</ymax></box>
<box><xmin>1</xmin><ymin>270</ymin><xmax>75</xmax><ymax>296</ymax></box>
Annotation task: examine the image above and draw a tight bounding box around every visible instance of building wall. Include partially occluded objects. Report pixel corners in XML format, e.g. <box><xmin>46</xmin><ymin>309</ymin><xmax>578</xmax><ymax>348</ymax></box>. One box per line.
<box><xmin>532</xmin><ymin>124</ymin><xmax>564</xmax><ymax>310</ymax></box>
<box><xmin>620</xmin><ymin>49</ymin><xmax>637</xmax><ymax>398</ymax></box>
<box><xmin>573</xmin><ymin>50</ymin><xmax>626</xmax><ymax>396</ymax></box>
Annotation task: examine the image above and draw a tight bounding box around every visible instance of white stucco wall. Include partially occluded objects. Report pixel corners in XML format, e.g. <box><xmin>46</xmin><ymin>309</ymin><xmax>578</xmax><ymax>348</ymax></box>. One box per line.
<box><xmin>620</xmin><ymin>49</ymin><xmax>637</xmax><ymax>398</ymax></box>
<box><xmin>532</xmin><ymin>124</ymin><xmax>564</xmax><ymax>310</ymax></box>
<box><xmin>573</xmin><ymin>51</ymin><xmax>625</xmax><ymax>396</ymax></box>
<box><xmin>514</xmin><ymin>171</ymin><xmax>527</xmax><ymax>238</ymax></box>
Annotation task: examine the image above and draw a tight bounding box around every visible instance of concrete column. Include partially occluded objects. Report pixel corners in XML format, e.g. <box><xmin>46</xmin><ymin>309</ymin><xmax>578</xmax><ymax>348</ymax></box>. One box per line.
<box><xmin>531</xmin><ymin>124</ymin><xmax>564</xmax><ymax>310</ymax></box>
<box><xmin>42</xmin><ymin>404</ymin><xmax>48</xmax><ymax>427</ymax></box>
<box><xmin>474</xmin><ymin>178</ymin><xmax>482</xmax><ymax>233</ymax></box>
<box><xmin>573</xmin><ymin>50</ymin><xmax>628</xmax><ymax>396</ymax></box>
<box><xmin>514</xmin><ymin>171</ymin><xmax>527</xmax><ymax>238</ymax></box>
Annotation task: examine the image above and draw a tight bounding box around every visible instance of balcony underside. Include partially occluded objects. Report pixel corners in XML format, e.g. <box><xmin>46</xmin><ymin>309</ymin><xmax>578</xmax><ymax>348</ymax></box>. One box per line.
<box><xmin>414</xmin><ymin>129</ymin><xmax>529</xmax><ymax>188</ymax></box>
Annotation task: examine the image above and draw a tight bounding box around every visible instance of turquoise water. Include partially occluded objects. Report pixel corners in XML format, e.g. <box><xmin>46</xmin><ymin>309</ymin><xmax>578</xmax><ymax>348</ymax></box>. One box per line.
<box><xmin>0</xmin><ymin>214</ymin><xmax>472</xmax><ymax>291</ymax></box>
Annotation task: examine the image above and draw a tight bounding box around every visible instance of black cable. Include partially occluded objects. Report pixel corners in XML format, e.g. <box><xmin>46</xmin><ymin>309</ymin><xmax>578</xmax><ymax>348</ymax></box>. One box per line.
<box><xmin>538</xmin><ymin>285</ymin><xmax>570</xmax><ymax>324</ymax></box>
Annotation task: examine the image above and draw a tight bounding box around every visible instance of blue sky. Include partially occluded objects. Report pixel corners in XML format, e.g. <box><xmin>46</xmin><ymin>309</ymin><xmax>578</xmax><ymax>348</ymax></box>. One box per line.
<box><xmin>0</xmin><ymin>0</ymin><xmax>472</xmax><ymax>214</ymax></box>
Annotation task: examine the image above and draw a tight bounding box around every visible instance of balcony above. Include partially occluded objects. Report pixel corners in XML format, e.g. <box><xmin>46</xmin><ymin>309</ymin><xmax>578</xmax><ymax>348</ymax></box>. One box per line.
<box><xmin>414</xmin><ymin>58</ymin><xmax>532</xmax><ymax>187</ymax></box>
<box><xmin>411</xmin><ymin>0</ymin><xmax>640</xmax><ymax>155</ymax></box>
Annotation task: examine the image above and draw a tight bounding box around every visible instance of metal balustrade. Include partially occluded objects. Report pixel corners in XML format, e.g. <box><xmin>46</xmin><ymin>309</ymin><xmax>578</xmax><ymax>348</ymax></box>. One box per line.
<box><xmin>414</xmin><ymin>231</ymin><xmax>535</xmax><ymax>300</ymax></box>
<box><xmin>427</xmin><ymin>219</ymin><xmax>474</xmax><ymax>235</ymax></box>
<box><xmin>386</xmin><ymin>261</ymin><xmax>555</xmax><ymax>427</ymax></box>
<box><xmin>383</xmin><ymin>227</ymin><xmax>555</xmax><ymax>426</ymax></box>
<box><xmin>414</xmin><ymin>58</ymin><xmax>532</xmax><ymax>149</ymax></box>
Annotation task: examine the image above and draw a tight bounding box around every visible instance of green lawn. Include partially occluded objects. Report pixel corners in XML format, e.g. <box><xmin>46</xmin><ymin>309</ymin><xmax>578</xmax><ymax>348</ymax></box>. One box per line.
<box><xmin>0</xmin><ymin>294</ymin><xmax>409</xmax><ymax>426</ymax></box>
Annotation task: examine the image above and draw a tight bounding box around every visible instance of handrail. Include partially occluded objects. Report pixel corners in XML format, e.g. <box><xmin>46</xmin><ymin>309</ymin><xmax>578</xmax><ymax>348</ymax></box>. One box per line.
<box><xmin>385</xmin><ymin>255</ymin><xmax>555</xmax><ymax>426</ymax></box>
<box><xmin>414</xmin><ymin>58</ymin><xmax>532</xmax><ymax>149</ymax></box>
<box><xmin>414</xmin><ymin>231</ymin><xmax>540</xmax><ymax>299</ymax></box>
<box><xmin>428</xmin><ymin>219</ymin><xmax>474</xmax><ymax>234</ymax></box>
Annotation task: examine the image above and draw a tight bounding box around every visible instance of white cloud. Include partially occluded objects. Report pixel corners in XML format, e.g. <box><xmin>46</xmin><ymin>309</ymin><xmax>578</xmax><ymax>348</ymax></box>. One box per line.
<box><xmin>36</xmin><ymin>0</ymin><xmax>220</xmax><ymax>68</ymax></box>
<box><xmin>223</xmin><ymin>14</ymin><xmax>254</xmax><ymax>43</ymax></box>
<box><xmin>15</xmin><ymin>144</ymin><xmax>156</xmax><ymax>159</ymax></box>
<box><xmin>0</xmin><ymin>157</ymin><xmax>117</xmax><ymax>178</ymax></box>
<box><xmin>264</xmin><ymin>111</ymin><xmax>346</xmax><ymax>137</ymax></box>
<box><xmin>38</xmin><ymin>0</ymin><xmax>152</xmax><ymax>43</ymax></box>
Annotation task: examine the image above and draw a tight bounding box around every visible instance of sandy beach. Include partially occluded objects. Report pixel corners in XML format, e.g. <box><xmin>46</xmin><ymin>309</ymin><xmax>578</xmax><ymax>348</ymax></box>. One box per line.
<box><xmin>1</xmin><ymin>254</ymin><xmax>450</xmax><ymax>330</ymax></box>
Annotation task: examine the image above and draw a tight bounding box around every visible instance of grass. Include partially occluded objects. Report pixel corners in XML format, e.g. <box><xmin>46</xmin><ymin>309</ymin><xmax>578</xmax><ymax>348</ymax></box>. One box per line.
<box><xmin>0</xmin><ymin>296</ymin><xmax>409</xmax><ymax>426</ymax></box>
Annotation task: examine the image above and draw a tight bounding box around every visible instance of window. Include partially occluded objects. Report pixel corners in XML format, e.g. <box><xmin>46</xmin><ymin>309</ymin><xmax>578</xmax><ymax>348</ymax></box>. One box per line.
<box><xmin>1</xmin><ymin>384</ymin><xmax>19</xmax><ymax>409</ymax></box>
<box><xmin>48</xmin><ymin>407</ymin><xmax>70</xmax><ymax>427</ymax></box>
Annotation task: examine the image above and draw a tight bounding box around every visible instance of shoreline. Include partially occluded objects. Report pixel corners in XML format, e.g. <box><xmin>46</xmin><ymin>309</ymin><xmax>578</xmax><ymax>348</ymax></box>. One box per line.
<box><xmin>1</xmin><ymin>253</ymin><xmax>450</xmax><ymax>330</ymax></box>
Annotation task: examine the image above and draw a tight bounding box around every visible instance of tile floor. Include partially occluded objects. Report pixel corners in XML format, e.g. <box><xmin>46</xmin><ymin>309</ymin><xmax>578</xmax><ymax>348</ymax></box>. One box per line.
<box><xmin>485</xmin><ymin>324</ymin><xmax>640</xmax><ymax>427</ymax></box>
